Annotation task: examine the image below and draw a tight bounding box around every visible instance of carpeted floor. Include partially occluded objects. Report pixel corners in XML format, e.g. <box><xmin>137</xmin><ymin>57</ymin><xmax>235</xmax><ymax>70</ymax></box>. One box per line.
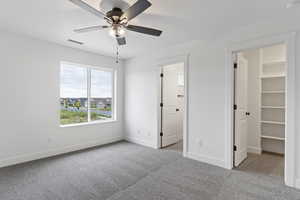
<box><xmin>0</xmin><ymin>141</ymin><xmax>299</xmax><ymax>200</ymax></box>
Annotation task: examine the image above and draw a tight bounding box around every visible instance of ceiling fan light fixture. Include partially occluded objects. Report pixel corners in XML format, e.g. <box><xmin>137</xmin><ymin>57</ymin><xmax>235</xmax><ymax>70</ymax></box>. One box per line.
<box><xmin>109</xmin><ymin>26</ymin><xmax>125</xmax><ymax>38</ymax></box>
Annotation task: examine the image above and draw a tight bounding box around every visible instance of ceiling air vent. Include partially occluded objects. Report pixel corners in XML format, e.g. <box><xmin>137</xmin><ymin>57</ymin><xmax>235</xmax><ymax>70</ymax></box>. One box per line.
<box><xmin>287</xmin><ymin>0</ymin><xmax>300</xmax><ymax>8</ymax></box>
<box><xmin>67</xmin><ymin>39</ymin><xmax>84</xmax><ymax>45</ymax></box>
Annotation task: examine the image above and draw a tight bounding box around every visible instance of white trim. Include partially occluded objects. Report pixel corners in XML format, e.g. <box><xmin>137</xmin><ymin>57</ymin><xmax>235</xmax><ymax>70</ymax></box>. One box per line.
<box><xmin>60</xmin><ymin>120</ymin><xmax>118</xmax><ymax>128</ymax></box>
<box><xmin>186</xmin><ymin>152</ymin><xmax>225</xmax><ymax>168</ymax></box>
<box><xmin>284</xmin><ymin>32</ymin><xmax>296</xmax><ymax>187</ymax></box>
<box><xmin>156</xmin><ymin>54</ymin><xmax>190</xmax><ymax>156</ymax></box>
<box><xmin>125</xmin><ymin>137</ymin><xmax>158</xmax><ymax>149</ymax></box>
<box><xmin>112</xmin><ymin>70</ymin><xmax>118</xmax><ymax>121</ymax></box>
<box><xmin>296</xmin><ymin>179</ymin><xmax>300</xmax><ymax>189</ymax></box>
<box><xmin>225</xmin><ymin>32</ymin><xmax>296</xmax><ymax>188</ymax></box>
<box><xmin>87</xmin><ymin>67</ymin><xmax>92</xmax><ymax>121</ymax></box>
<box><xmin>61</xmin><ymin>61</ymin><xmax>115</xmax><ymax>72</ymax></box>
<box><xmin>247</xmin><ymin>146</ymin><xmax>262</xmax><ymax>154</ymax></box>
<box><xmin>0</xmin><ymin>136</ymin><xmax>123</xmax><ymax>169</ymax></box>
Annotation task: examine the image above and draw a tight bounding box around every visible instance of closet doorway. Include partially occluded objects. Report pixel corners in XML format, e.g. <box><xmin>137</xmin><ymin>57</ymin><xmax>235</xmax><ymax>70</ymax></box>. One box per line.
<box><xmin>233</xmin><ymin>44</ymin><xmax>286</xmax><ymax>178</ymax></box>
<box><xmin>159</xmin><ymin>62</ymin><xmax>185</xmax><ymax>153</ymax></box>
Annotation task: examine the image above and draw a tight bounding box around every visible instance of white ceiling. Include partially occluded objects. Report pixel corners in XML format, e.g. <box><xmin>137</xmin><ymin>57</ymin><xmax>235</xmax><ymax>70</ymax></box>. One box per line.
<box><xmin>0</xmin><ymin>0</ymin><xmax>299</xmax><ymax>59</ymax></box>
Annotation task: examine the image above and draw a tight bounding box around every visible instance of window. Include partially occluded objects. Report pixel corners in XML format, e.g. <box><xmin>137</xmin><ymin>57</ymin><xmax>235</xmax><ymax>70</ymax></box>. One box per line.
<box><xmin>60</xmin><ymin>62</ymin><xmax>115</xmax><ymax>126</ymax></box>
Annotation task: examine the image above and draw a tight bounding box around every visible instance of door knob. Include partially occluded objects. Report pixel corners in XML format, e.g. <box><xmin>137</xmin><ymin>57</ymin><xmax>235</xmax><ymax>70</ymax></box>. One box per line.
<box><xmin>176</xmin><ymin>108</ymin><xmax>180</xmax><ymax>112</ymax></box>
<box><xmin>246</xmin><ymin>112</ymin><xmax>250</xmax><ymax>116</ymax></box>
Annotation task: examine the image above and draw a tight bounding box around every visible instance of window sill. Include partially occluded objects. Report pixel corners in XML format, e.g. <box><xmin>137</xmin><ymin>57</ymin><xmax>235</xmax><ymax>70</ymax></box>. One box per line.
<box><xmin>60</xmin><ymin>120</ymin><xmax>118</xmax><ymax>128</ymax></box>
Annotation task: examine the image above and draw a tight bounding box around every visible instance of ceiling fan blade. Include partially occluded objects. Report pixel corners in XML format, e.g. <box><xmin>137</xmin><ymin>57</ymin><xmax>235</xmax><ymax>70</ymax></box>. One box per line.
<box><xmin>117</xmin><ymin>37</ymin><xmax>126</xmax><ymax>45</ymax></box>
<box><xmin>69</xmin><ymin>0</ymin><xmax>110</xmax><ymax>21</ymax></box>
<box><xmin>74</xmin><ymin>25</ymin><xmax>109</xmax><ymax>33</ymax></box>
<box><xmin>121</xmin><ymin>0</ymin><xmax>152</xmax><ymax>21</ymax></box>
<box><xmin>126</xmin><ymin>25</ymin><xmax>162</xmax><ymax>36</ymax></box>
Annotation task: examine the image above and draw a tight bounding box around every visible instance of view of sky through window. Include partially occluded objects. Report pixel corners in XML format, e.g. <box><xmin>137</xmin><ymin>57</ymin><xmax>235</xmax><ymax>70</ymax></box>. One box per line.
<box><xmin>60</xmin><ymin>63</ymin><xmax>112</xmax><ymax>98</ymax></box>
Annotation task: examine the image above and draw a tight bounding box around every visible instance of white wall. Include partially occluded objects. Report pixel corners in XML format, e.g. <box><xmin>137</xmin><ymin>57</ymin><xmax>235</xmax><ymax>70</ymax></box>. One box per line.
<box><xmin>125</xmin><ymin>41</ymin><xmax>227</xmax><ymax>165</ymax></box>
<box><xmin>243</xmin><ymin>49</ymin><xmax>261</xmax><ymax>154</ymax></box>
<box><xmin>124</xmin><ymin>15</ymin><xmax>300</xmax><ymax>187</ymax></box>
<box><xmin>0</xmin><ymin>30</ymin><xmax>124</xmax><ymax>167</ymax></box>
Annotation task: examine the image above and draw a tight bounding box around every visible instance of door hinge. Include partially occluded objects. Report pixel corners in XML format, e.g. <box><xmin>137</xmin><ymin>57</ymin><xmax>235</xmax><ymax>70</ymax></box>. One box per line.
<box><xmin>234</xmin><ymin>145</ymin><xmax>237</xmax><ymax>151</ymax></box>
<box><xmin>160</xmin><ymin>103</ymin><xmax>163</xmax><ymax>107</ymax></box>
<box><xmin>160</xmin><ymin>73</ymin><xmax>164</xmax><ymax>78</ymax></box>
<box><xmin>160</xmin><ymin>132</ymin><xmax>163</xmax><ymax>137</ymax></box>
<box><xmin>234</xmin><ymin>104</ymin><xmax>237</xmax><ymax>110</ymax></box>
<box><xmin>234</xmin><ymin>63</ymin><xmax>238</xmax><ymax>69</ymax></box>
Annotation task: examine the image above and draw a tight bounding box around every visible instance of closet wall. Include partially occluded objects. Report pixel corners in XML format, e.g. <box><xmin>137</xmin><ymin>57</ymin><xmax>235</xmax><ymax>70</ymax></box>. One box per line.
<box><xmin>260</xmin><ymin>44</ymin><xmax>286</xmax><ymax>154</ymax></box>
<box><xmin>243</xmin><ymin>43</ymin><xmax>286</xmax><ymax>155</ymax></box>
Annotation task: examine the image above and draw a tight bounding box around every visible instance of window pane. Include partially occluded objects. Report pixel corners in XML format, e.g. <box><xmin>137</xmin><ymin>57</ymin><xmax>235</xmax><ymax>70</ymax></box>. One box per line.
<box><xmin>90</xmin><ymin>69</ymin><xmax>113</xmax><ymax>121</ymax></box>
<box><xmin>60</xmin><ymin>64</ymin><xmax>88</xmax><ymax>125</ymax></box>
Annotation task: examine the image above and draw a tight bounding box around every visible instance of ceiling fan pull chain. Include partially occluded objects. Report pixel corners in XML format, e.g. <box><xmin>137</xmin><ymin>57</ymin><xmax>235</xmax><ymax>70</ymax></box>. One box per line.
<box><xmin>116</xmin><ymin>45</ymin><xmax>119</xmax><ymax>64</ymax></box>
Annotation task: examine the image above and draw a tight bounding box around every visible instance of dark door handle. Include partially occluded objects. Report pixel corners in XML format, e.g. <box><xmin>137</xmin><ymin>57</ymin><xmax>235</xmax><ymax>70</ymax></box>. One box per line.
<box><xmin>176</xmin><ymin>108</ymin><xmax>180</xmax><ymax>112</ymax></box>
<box><xmin>246</xmin><ymin>112</ymin><xmax>250</xmax><ymax>116</ymax></box>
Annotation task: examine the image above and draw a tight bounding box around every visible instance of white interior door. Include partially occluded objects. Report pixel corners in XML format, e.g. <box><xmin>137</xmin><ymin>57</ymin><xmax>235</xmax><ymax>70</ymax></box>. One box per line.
<box><xmin>176</xmin><ymin>86</ymin><xmax>184</xmax><ymax>141</ymax></box>
<box><xmin>234</xmin><ymin>54</ymin><xmax>248</xmax><ymax>167</ymax></box>
<box><xmin>162</xmin><ymin>64</ymin><xmax>179</xmax><ymax>147</ymax></box>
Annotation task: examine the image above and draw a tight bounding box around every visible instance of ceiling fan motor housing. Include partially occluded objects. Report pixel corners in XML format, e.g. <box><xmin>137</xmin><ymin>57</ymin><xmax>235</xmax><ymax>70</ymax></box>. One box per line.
<box><xmin>106</xmin><ymin>7</ymin><xmax>124</xmax><ymax>22</ymax></box>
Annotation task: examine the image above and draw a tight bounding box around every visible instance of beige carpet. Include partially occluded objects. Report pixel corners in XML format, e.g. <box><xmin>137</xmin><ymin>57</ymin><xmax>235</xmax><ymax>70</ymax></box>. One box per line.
<box><xmin>236</xmin><ymin>152</ymin><xmax>284</xmax><ymax>177</ymax></box>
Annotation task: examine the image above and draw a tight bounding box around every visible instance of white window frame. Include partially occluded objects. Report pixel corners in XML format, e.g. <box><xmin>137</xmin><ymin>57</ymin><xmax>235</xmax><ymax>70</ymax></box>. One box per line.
<box><xmin>60</xmin><ymin>61</ymin><xmax>117</xmax><ymax>127</ymax></box>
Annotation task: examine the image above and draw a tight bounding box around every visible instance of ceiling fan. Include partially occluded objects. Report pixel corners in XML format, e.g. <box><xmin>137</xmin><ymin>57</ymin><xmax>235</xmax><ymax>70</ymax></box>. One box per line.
<box><xmin>69</xmin><ymin>0</ymin><xmax>162</xmax><ymax>46</ymax></box>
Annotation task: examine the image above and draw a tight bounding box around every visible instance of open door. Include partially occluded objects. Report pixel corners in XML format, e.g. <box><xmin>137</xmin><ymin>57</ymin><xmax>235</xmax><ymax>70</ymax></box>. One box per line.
<box><xmin>234</xmin><ymin>54</ymin><xmax>249</xmax><ymax>167</ymax></box>
<box><xmin>161</xmin><ymin>63</ymin><xmax>182</xmax><ymax>147</ymax></box>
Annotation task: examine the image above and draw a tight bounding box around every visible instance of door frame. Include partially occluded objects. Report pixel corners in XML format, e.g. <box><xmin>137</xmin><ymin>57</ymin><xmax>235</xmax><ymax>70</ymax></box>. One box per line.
<box><xmin>157</xmin><ymin>55</ymin><xmax>190</xmax><ymax>156</ymax></box>
<box><xmin>225</xmin><ymin>32</ymin><xmax>296</xmax><ymax>187</ymax></box>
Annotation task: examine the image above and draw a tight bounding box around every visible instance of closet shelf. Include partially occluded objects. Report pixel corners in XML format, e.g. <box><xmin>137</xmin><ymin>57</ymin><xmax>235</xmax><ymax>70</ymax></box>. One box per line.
<box><xmin>261</xmin><ymin>90</ymin><xmax>285</xmax><ymax>94</ymax></box>
<box><xmin>262</xmin><ymin>60</ymin><xmax>286</xmax><ymax>66</ymax></box>
<box><xmin>260</xmin><ymin>74</ymin><xmax>285</xmax><ymax>79</ymax></box>
<box><xmin>261</xmin><ymin>106</ymin><xmax>285</xmax><ymax>109</ymax></box>
<box><xmin>261</xmin><ymin>135</ymin><xmax>285</xmax><ymax>141</ymax></box>
<box><xmin>261</xmin><ymin>120</ymin><xmax>285</xmax><ymax>125</ymax></box>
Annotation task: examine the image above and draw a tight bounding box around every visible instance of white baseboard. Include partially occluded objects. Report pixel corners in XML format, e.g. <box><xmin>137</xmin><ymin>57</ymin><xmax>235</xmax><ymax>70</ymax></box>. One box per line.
<box><xmin>125</xmin><ymin>136</ymin><xmax>157</xmax><ymax>149</ymax></box>
<box><xmin>186</xmin><ymin>152</ymin><xmax>225</xmax><ymax>168</ymax></box>
<box><xmin>247</xmin><ymin>146</ymin><xmax>262</xmax><ymax>154</ymax></box>
<box><xmin>296</xmin><ymin>179</ymin><xmax>300</xmax><ymax>189</ymax></box>
<box><xmin>0</xmin><ymin>136</ymin><xmax>123</xmax><ymax>169</ymax></box>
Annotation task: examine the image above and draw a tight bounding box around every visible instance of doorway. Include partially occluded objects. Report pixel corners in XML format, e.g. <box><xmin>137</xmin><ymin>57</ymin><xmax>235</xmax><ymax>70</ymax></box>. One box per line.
<box><xmin>225</xmin><ymin>33</ymin><xmax>296</xmax><ymax>187</ymax></box>
<box><xmin>159</xmin><ymin>62</ymin><xmax>185</xmax><ymax>153</ymax></box>
<box><xmin>233</xmin><ymin>43</ymin><xmax>287</xmax><ymax>179</ymax></box>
